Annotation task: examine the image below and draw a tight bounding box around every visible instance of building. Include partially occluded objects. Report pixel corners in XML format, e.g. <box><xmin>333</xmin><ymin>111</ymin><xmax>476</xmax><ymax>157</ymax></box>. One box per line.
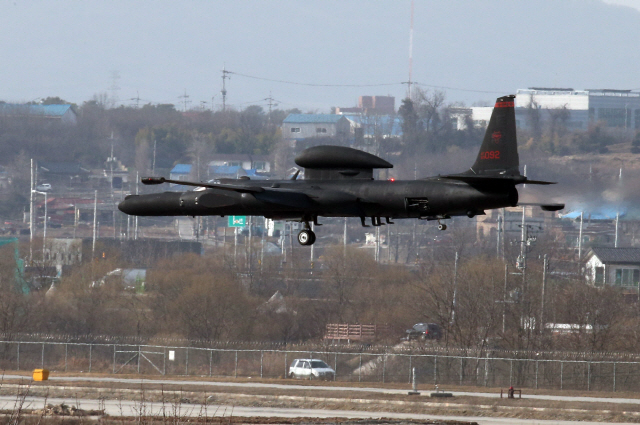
<box><xmin>476</xmin><ymin>206</ymin><xmax>551</xmax><ymax>243</ymax></box>
<box><xmin>585</xmin><ymin>247</ymin><xmax>640</xmax><ymax>288</ymax></box>
<box><xmin>459</xmin><ymin>88</ymin><xmax>640</xmax><ymax>131</ymax></box>
<box><xmin>0</xmin><ymin>104</ymin><xmax>77</xmax><ymax>125</ymax></box>
<box><xmin>281</xmin><ymin>114</ymin><xmax>351</xmax><ymax>148</ymax></box>
<box><xmin>336</xmin><ymin>96</ymin><xmax>396</xmax><ymax>115</ymax></box>
<box><xmin>342</xmin><ymin>115</ymin><xmax>402</xmax><ymax>152</ymax></box>
<box><xmin>208</xmin><ymin>153</ymin><xmax>271</xmax><ymax>173</ymax></box>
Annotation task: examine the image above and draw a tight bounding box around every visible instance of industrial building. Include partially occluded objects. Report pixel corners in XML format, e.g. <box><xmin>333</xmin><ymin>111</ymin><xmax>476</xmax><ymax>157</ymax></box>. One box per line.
<box><xmin>454</xmin><ymin>88</ymin><xmax>640</xmax><ymax>131</ymax></box>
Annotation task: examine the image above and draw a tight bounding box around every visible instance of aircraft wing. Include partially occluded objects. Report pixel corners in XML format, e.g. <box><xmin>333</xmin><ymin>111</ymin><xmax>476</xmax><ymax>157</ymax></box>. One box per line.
<box><xmin>518</xmin><ymin>202</ymin><xmax>565</xmax><ymax>211</ymax></box>
<box><xmin>142</xmin><ymin>176</ymin><xmax>317</xmax><ymax>209</ymax></box>
<box><xmin>141</xmin><ymin>177</ymin><xmax>265</xmax><ymax>193</ymax></box>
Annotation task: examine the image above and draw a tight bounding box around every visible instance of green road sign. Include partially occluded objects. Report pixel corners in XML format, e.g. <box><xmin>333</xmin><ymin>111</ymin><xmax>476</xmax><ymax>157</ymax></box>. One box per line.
<box><xmin>228</xmin><ymin>216</ymin><xmax>247</xmax><ymax>227</ymax></box>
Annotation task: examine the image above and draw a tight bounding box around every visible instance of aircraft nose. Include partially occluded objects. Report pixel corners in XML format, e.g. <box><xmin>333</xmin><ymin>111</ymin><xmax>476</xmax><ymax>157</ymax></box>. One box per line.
<box><xmin>118</xmin><ymin>195</ymin><xmax>138</xmax><ymax>215</ymax></box>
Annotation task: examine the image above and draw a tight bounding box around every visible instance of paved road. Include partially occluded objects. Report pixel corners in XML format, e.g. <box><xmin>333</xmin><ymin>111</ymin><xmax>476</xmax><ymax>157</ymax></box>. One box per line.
<box><xmin>4</xmin><ymin>374</ymin><xmax>640</xmax><ymax>406</ymax></box>
<box><xmin>0</xmin><ymin>394</ymin><xmax>634</xmax><ymax>425</ymax></box>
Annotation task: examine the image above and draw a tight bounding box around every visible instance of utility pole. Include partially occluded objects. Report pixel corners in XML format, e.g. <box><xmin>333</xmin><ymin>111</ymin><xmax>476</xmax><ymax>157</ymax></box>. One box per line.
<box><xmin>310</xmin><ymin>223</ymin><xmax>315</xmax><ymax>269</ymax></box>
<box><xmin>407</xmin><ymin>0</ymin><xmax>414</xmax><ymax>100</ymax></box>
<box><xmin>42</xmin><ymin>191</ymin><xmax>47</xmax><ymax>263</ymax></box>
<box><xmin>452</xmin><ymin>251</ymin><xmax>459</xmax><ymax>324</ymax></box>
<box><xmin>540</xmin><ymin>254</ymin><xmax>548</xmax><ymax>334</ymax></box>
<box><xmin>179</xmin><ymin>89</ymin><xmax>190</xmax><ymax>112</ymax></box>
<box><xmin>109</xmin><ymin>133</ymin><xmax>116</xmax><ymax>239</ymax></box>
<box><xmin>502</xmin><ymin>264</ymin><xmax>508</xmax><ymax>334</ymax></box>
<box><xmin>578</xmin><ymin>211</ymin><xmax>584</xmax><ymax>260</ymax></box>
<box><xmin>265</xmin><ymin>92</ymin><xmax>275</xmax><ymax>127</ymax></box>
<box><xmin>221</xmin><ymin>66</ymin><xmax>230</xmax><ymax>112</ymax></box>
<box><xmin>496</xmin><ymin>213</ymin><xmax>502</xmax><ymax>258</ymax></box>
<box><xmin>152</xmin><ymin>140</ymin><xmax>157</xmax><ymax>176</ymax></box>
<box><xmin>29</xmin><ymin>159</ymin><xmax>34</xmax><ymax>263</ymax></box>
<box><xmin>615</xmin><ymin>211</ymin><xmax>620</xmax><ymax>248</ymax></box>
<box><xmin>130</xmin><ymin>91</ymin><xmax>140</xmax><ymax>108</ymax></box>
<box><xmin>135</xmin><ymin>171</ymin><xmax>139</xmax><ymax>239</ymax></box>
<box><xmin>343</xmin><ymin>217</ymin><xmax>347</xmax><ymax>260</ymax></box>
<box><xmin>92</xmin><ymin>190</ymin><xmax>98</xmax><ymax>260</ymax></box>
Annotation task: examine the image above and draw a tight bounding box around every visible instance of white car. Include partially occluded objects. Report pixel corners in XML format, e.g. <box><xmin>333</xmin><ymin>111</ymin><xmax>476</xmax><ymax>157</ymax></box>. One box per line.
<box><xmin>288</xmin><ymin>358</ymin><xmax>335</xmax><ymax>380</ymax></box>
<box><xmin>36</xmin><ymin>183</ymin><xmax>52</xmax><ymax>192</ymax></box>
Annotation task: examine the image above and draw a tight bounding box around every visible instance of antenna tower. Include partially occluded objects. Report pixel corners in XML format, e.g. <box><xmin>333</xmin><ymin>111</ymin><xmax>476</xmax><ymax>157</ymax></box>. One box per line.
<box><xmin>130</xmin><ymin>91</ymin><xmax>141</xmax><ymax>108</ymax></box>
<box><xmin>408</xmin><ymin>0</ymin><xmax>414</xmax><ymax>100</ymax></box>
<box><xmin>178</xmin><ymin>89</ymin><xmax>191</xmax><ymax>112</ymax></box>
<box><xmin>221</xmin><ymin>66</ymin><xmax>230</xmax><ymax>111</ymax></box>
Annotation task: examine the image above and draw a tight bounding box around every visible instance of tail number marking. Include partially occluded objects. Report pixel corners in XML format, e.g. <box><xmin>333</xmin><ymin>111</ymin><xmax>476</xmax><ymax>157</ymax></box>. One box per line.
<box><xmin>480</xmin><ymin>150</ymin><xmax>500</xmax><ymax>160</ymax></box>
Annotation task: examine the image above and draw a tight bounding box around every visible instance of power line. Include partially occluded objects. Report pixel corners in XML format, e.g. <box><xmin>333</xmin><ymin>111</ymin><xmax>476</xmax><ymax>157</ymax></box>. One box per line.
<box><xmin>412</xmin><ymin>81</ymin><xmax>505</xmax><ymax>95</ymax></box>
<box><xmin>227</xmin><ymin>69</ymin><xmax>505</xmax><ymax>95</ymax></box>
<box><xmin>227</xmin><ymin>70</ymin><xmax>401</xmax><ymax>88</ymax></box>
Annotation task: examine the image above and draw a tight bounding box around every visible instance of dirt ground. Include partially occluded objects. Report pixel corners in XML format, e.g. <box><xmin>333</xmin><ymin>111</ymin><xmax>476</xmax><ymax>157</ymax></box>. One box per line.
<box><xmin>2</xmin><ymin>372</ymin><xmax>640</xmax><ymax>423</ymax></box>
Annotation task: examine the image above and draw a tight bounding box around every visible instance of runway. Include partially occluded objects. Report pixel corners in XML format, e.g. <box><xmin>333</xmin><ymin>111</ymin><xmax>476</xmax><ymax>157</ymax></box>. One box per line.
<box><xmin>0</xmin><ymin>394</ymin><xmax>634</xmax><ymax>425</ymax></box>
<box><xmin>4</xmin><ymin>374</ymin><xmax>639</xmax><ymax>405</ymax></box>
<box><xmin>2</xmin><ymin>373</ymin><xmax>639</xmax><ymax>425</ymax></box>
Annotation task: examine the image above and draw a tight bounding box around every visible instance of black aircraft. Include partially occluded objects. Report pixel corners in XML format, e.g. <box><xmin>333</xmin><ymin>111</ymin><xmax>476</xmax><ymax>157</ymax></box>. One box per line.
<box><xmin>118</xmin><ymin>95</ymin><xmax>563</xmax><ymax>246</ymax></box>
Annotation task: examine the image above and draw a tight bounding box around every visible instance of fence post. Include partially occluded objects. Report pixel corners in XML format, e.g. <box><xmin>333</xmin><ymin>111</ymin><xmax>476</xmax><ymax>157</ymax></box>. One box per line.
<box><xmin>260</xmin><ymin>351</ymin><xmax>263</xmax><ymax>379</ymax></box>
<box><xmin>334</xmin><ymin>352</ymin><xmax>337</xmax><ymax>381</ymax></box>
<box><xmin>209</xmin><ymin>350</ymin><xmax>213</xmax><ymax>377</ymax></box>
<box><xmin>613</xmin><ymin>362</ymin><xmax>616</xmax><ymax>392</ymax></box>
<box><xmin>284</xmin><ymin>351</ymin><xmax>287</xmax><ymax>378</ymax></box>
<box><xmin>16</xmin><ymin>342</ymin><xmax>19</xmax><ymax>370</ymax></box>
<box><xmin>433</xmin><ymin>356</ymin><xmax>437</xmax><ymax>385</ymax></box>
<box><xmin>535</xmin><ymin>360</ymin><xmax>538</xmax><ymax>389</ymax></box>
<box><xmin>408</xmin><ymin>355</ymin><xmax>412</xmax><ymax>384</ymax></box>
<box><xmin>560</xmin><ymin>361</ymin><xmax>563</xmax><ymax>390</ymax></box>
<box><xmin>459</xmin><ymin>357</ymin><xmax>463</xmax><ymax>386</ymax></box>
<box><xmin>484</xmin><ymin>357</ymin><xmax>489</xmax><ymax>387</ymax></box>
<box><xmin>163</xmin><ymin>347</ymin><xmax>166</xmax><ymax>376</ymax></box>
<box><xmin>41</xmin><ymin>342</ymin><xmax>45</xmax><ymax>369</ymax></box>
<box><xmin>65</xmin><ymin>343</ymin><xmax>68</xmax><ymax>372</ymax></box>
<box><xmin>113</xmin><ymin>344</ymin><xmax>116</xmax><ymax>374</ymax></box>
<box><xmin>359</xmin><ymin>354</ymin><xmax>362</xmax><ymax>382</ymax></box>
<box><xmin>185</xmin><ymin>347</ymin><xmax>189</xmax><ymax>375</ymax></box>
<box><xmin>234</xmin><ymin>350</ymin><xmax>238</xmax><ymax>378</ymax></box>
<box><xmin>587</xmin><ymin>362</ymin><xmax>591</xmax><ymax>391</ymax></box>
<box><xmin>382</xmin><ymin>354</ymin><xmax>386</xmax><ymax>383</ymax></box>
<box><xmin>509</xmin><ymin>360</ymin><xmax>513</xmax><ymax>386</ymax></box>
<box><xmin>137</xmin><ymin>345</ymin><xmax>141</xmax><ymax>374</ymax></box>
<box><xmin>89</xmin><ymin>344</ymin><xmax>92</xmax><ymax>373</ymax></box>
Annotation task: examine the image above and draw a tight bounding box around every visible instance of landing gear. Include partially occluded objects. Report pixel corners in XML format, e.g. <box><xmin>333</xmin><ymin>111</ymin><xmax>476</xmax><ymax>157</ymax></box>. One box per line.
<box><xmin>298</xmin><ymin>229</ymin><xmax>316</xmax><ymax>245</ymax></box>
<box><xmin>437</xmin><ymin>223</ymin><xmax>447</xmax><ymax>231</ymax></box>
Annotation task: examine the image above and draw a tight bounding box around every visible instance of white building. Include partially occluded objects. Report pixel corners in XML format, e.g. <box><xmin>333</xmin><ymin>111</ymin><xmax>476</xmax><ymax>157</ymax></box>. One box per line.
<box><xmin>461</xmin><ymin>88</ymin><xmax>640</xmax><ymax>131</ymax></box>
<box><xmin>281</xmin><ymin>114</ymin><xmax>351</xmax><ymax>148</ymax></box>
<box><xmin>585</xmin><ymin>247</ymin><xmax>640</xmax><ymax>288</ymax></box>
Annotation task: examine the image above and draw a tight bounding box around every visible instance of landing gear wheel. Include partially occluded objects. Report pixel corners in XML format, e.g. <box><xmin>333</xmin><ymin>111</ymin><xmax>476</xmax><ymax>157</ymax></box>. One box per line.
<box><xmin>437</xmin><ymin>224</ymin><xmax>447</xmax><ymax>231</ymax></box>
<box><xmin>298</xmin><ymin>229</ymin><xmax>316</xmax><ymax>245</ymax></box>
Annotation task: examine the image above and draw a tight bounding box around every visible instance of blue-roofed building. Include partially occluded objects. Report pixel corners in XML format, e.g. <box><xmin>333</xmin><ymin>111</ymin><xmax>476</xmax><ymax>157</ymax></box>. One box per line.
<box><xmin>0</xmin><ymin>104</ymin><xmax>77</xmax><ymax>125</ymax></box>
<box><xmin>169</xmin><ymin>164</ymin><xmax>191</xmax><ymax>181</ymax></box>
<box><xmin>208</xmin><ymin>153</ymin><xmax>271</xmax><ymax>174</ymax></box>
<box><xmin>282</xmin><ymin>114</ymin><xmax>351</xmax><ymax>147</ymax></box>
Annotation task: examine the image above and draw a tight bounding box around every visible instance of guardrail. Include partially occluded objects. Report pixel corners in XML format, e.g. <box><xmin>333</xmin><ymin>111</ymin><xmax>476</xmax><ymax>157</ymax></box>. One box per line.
<box><xmin>1</xmin><ymin>340</ymin><xmax>639</xmax><ymax>392</ymax></box>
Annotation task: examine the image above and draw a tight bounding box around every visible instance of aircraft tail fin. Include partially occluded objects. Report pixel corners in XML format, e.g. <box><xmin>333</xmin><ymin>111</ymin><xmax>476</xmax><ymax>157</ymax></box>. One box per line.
<box><xmin>467</xmin><ymin>95</ymin><xmax>519</xmax><ymax>177</ymax></box>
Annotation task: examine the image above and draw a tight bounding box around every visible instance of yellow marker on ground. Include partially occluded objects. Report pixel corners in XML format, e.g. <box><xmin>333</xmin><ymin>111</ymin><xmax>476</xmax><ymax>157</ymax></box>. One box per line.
<box><xmin>32</xmin><ymin>369</ymin><xmax>49</xmax><ymax>381</ymax></box>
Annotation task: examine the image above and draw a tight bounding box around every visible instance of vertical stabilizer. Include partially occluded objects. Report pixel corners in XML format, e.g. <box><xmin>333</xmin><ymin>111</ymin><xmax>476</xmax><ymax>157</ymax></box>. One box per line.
<box><xmin>468</xmin><ymin>95</ymin><xmax>519</xmax><ymax>176</ymax></box>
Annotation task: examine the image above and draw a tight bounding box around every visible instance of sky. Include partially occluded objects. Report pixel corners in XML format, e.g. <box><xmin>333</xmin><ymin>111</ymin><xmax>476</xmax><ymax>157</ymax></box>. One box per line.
<box><xmin>1</xmin><ymin>0</ymin><xmax>640</xmax><ymax>112</ymax></box>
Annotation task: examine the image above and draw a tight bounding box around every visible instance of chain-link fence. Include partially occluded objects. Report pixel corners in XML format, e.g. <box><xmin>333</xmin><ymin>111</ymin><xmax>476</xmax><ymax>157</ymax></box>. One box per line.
<box><xmin>2</xmin><ymin>340</ymin><xmax>639</xmax><ymax>392</ymax></box>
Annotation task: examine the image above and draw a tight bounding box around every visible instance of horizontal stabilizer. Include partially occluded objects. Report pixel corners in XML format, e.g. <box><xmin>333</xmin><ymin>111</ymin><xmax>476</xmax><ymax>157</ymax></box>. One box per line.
<box><xmin>523</xmin><ymin>179</ymin><xmax>557</xmax><ymax>185</ymax></box>
<box><xmin>441</xmin><ymin>174</ymin><xmax>556</xmax><ymax>186</ymax></box>
<box><xmin>519</xmin><ymin>202</ymin><xmax>565</xmax><ymax>211</ymax></box>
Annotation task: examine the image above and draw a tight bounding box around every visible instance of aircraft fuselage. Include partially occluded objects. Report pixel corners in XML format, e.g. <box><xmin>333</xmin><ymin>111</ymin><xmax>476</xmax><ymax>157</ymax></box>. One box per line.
<box><xmin>118</xmin><ymin>177</ymin><xmax>518</xmax><ymax>221</ymax></box>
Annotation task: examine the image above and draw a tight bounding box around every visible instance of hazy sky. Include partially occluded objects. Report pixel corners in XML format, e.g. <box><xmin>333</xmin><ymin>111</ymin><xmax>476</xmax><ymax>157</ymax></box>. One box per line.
<box><xmin>1</xmin><ymin>0</ymin><xmax>639</xmax><ymax>112</ymax></box>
